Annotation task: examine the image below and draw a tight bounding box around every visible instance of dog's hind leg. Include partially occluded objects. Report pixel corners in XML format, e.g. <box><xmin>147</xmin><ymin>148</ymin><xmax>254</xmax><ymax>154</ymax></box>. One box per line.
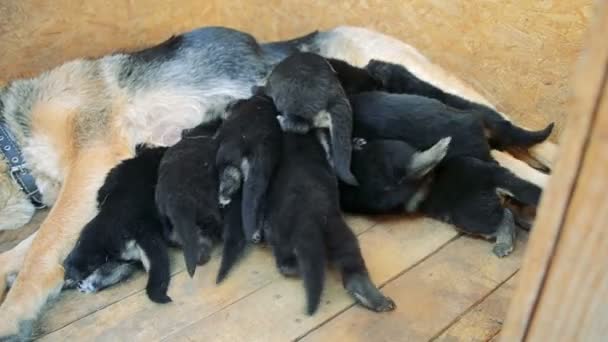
<box><xmin>242</xmin><ymin>150</ymin><xmax>276</xmax><ymax>241</ymax></box>
<box><xmin>0</xmin><ymin>147</ymin><xmax>125</xmax><ymax>340</ymax></box>
<box><xmin>0</xmin><ymin>232</ymin><xmax>37</xmax><ymax>303</ymax></box>
<box><xmin>136</xmin><ymin>232</ymin><xmax>172</xmax><ymax>304</ymax></box>
<box><xmin>326</xmin><ymin>217</ymin><xmax>395</xmax><ymax>312</ymax></box>
<box><xmin>492</xmin><ymin>209</ymin><xmax>517</xmax><ymax>258</ymax></box>
<box><xmin>217</xmin><ymin>193</ymin><xmax>246</xmax><ymax>284</ymax></box>
<box><xmin>76</xmin><ymin>261</ymin><xmax>138</xmax><ymax>293</ymax></box>
<box><xmin>294</xmin><ymin>225</ymin><xmax>326</xmax><ymax>315</ymax></box>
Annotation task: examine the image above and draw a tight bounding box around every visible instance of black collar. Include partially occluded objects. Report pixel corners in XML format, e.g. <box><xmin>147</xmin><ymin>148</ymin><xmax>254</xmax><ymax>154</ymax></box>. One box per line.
<box><xmin>0</xmin><ymin>122</ymin><xmax>45</xmax><ymax>209</ymax></box>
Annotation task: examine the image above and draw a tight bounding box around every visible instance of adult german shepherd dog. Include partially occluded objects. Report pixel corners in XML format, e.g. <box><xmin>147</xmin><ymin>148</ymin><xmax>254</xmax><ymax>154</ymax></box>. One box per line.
<box><xmin>0</xmin><ymin>25</ymin><xmax>554</xmax><ymax>339</ymax></box>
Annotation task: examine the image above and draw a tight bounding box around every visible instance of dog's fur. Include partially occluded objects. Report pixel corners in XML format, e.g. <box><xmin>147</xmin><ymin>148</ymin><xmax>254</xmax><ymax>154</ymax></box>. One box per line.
<box><xmin>215</xmin><ymin>95</ymin><xmax>282</xmax><ymax>241</ymax></box>
<box><xmin>349</xmin><ymin>91</ymin><xmax>553</xmax><ymax>164</ymax></box>
<box><xmin>257</xmin><ymin>52</ymin><xmax>358</xmax><ymax>186</ymax></box>
<box><xmin>340</xmin><ymin>137</ymin><xmax>451</xmax><ymax>214</ymax></box>
<box><xmin>341</xmin><ymin>138</ymin><xmax>542</xmax><ymax>257</ymax></box>
<box><xmin>216</xmin><ymin>191</ymin><xmax>247</xmax><ymax>284</ymax></box>
<box><xmin>263</xmin><ymin>131</ymin><xmax>395</xmax><ymax>315</ymax></box>
<box><xmin>156</xmin><ymin>119</ymin><xmax>224</xmax><ymax>278</ymax></box>
<box><xmin>0</xmin><ymin>25</ymin><xmax>557</xmax><ymax>339</ymax></box>
<box><xmin>62</xmin><ymin>145</ymin><xmax>171</xmax><ymax>303</ymax></box>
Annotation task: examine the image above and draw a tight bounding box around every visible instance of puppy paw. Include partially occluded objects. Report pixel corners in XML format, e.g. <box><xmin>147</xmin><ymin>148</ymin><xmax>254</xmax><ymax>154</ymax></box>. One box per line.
<box><xmin>352</xmin><ymin>137</ymin><xmax>367</xmax><ymax>150</ymax></box>
<box><xmin>278</xmin><ymin>264</ymin><xmax>300</xmax><ymax>277</ymax></box>
<box><xmin>251</xmin><ymin>230</ymin><xmax>263</xmax><ymax>244</ymax></box>
<box><xmin>493</xmin><ymin>243</ymin><xmax>514</xmax><ymax>258</ymax></box>
<box><xmin>372</xmin><ymin>296</ymin><xmax>396</xmax><ymax>312</ymax></box>
<box><xmin>218</xmin><ymin>195</ymin><xmax>231</xmax><ymax>207</ymax></box>
<box><xmin>77</xmin><ymin>278</ymin><xmax>100</xmax><ymax>294</ymax></box>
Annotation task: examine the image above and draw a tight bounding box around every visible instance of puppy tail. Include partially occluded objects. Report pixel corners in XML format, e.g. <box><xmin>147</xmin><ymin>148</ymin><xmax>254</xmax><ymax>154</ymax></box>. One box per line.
<box><xmin>478</xmin><ymin>110</ymin><xmax>554</xmax><ymax>150</ymax></box>
<box><xmin>217</xmin><ymin>193</ymin><xmax>247</xmax><ymax>284</ymax></box>
<box><xmin>326</xmin><ymin>99</ymin><xmax>358</xmax><ymax>186</ymax></box>
<box><xmin>242</xmin><ymin>151</ymin><xmax>276</xmax><ymax>241</ymax></box>
<box><xmin>492</xmin><ymin>164</ymin><xmax>543</xmax><ymax>207</ymax></box>
<box><xmin>173</xmin><ymin>216</ymin><xmax>202</xmax><ymax>278</ymax></box>
<box><xmin>296</xmin><ymin>228</ymin><xmax>326</xmax><ymax>315</ymax></box>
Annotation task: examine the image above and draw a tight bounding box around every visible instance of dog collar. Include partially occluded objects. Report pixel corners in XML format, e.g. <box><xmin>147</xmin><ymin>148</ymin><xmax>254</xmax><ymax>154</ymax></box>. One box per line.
<box><xmin>0</xmin><ymin>122</ymin><xmax>46</xmax><ymax>209</ymax></box>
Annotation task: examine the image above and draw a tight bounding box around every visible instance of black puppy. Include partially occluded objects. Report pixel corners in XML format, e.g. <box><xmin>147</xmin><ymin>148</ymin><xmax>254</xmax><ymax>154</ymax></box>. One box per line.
<box><xmin>263</xmin><ymin>131</ymin><xmax>395</xmax><ymax>315</ymax></box>
<box><xmin>340</xmin><ymin>137</ymin><xmax>451</xmax><ymax>214</ymax></box>
<box><xmin>349</xmin><ymin>91</ymin><xmax>553</xmax><ymax>162</ymax></box>
<box><xmin>63</xmin><ymin>145</ymin><xmax>172</xmax><ymax>303</ymax></box>
<box><xmin>257</xmin><ymin>52</ymin><xmax>358</xmax><ymax>186</ymax></box>
<box><xmin>215</xmin><ymin>95</ymin><xmax>282</xmax><ymax>241</ymax></box>
<box><xmin>156</xmin><ymin>119</ymin><xmax>224</xmax><ymax>277</ymax></box>
<box><xmin>341</xmin><ymin>137</ymin><xmax>541</xmax><ymax>257</ymax></box>
<box><xmin>325</xmin><ymin>57</ymin><xmax>554</xmax><ymax>157</ymax></box>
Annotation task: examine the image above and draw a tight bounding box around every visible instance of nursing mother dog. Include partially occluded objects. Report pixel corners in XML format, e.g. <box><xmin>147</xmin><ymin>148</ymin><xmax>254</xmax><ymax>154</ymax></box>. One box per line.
<box><xmin>0</xmin><ymin>26</ymin><xmax>554</xmax><ymax>340</ymax></box>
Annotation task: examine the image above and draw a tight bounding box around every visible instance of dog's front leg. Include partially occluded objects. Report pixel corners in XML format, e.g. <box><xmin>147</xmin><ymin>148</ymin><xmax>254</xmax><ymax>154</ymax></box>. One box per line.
<box><xmin>0</xmin><ymin>232</ymin><xmax>37</xmax><ymax>304</ymax></box>
<box><xmin>0</xmin><ymin>147</ymin><xmax>123</xmax><ymax>340</ymax></box>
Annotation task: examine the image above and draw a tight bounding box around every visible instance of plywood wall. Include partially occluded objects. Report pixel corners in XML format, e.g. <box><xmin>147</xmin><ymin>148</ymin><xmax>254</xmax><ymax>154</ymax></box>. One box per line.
<box><xmin>0</xmin><ymin>0</ymin><xmax>593</xmax><ymax>138</ymax></box>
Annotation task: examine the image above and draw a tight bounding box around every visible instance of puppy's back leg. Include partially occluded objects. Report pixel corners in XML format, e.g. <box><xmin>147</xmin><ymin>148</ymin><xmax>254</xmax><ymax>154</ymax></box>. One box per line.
<box><xmin>136</xmin><ymin>227</ymin><xmax>172</xmax><ymax>303</ymax></box>
<box><xmin>492</xmin><ymin>209</ymin><xmax>517</xmax><ymax>258</ymax></box>
<box><xmin>217</xmin><ymin>194</ymin><xmax>247</xmax><ymax>284</ymax></box>
<box><xmin>76</xmin><ymin>261</ymin><xmax>138</xmax><ymax>293</ymax></box>
<box><xmin>326</xmin><ymin>217</ymin><xmax>395</xmax><ymax>312</ymax></box>
<box><xmin>0</xmin><ymin>147</ymin><xmax>124</xmax><ymax>339</ymax></box>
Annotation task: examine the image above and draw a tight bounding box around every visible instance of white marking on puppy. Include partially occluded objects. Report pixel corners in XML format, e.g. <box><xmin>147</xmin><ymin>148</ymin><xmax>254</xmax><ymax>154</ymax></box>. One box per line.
<box><xmin>240</xmin><ymin>157</ymin><xmax>251</xmax><ymax>181</ymax></box>
<box><xmin>136</xmin><ymin>245</ymin><xmax>151</xmax><ymax>272</ymax></box>
<box><xmin>120</xmin><ymin>240</ymin><xmax>141</xmax><ymax>261</ymax></box>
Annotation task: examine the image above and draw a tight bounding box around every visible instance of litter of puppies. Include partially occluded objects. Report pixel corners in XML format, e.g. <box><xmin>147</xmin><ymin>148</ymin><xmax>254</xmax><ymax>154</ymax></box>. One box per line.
<box><xmin>63</xmin><ymin>52</ymin><xmax>552</xmax><ymax>315</ymax></box>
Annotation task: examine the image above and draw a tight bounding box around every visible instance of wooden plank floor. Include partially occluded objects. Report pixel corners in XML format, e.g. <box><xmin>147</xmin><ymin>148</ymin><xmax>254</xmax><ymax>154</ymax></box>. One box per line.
<box><xmin>0</xmin><ymin>210</ymin><xmax>527</xmax><ymax>341</ymax></box>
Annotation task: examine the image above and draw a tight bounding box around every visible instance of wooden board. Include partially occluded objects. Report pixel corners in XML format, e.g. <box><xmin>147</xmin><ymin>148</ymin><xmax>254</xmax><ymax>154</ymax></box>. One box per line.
<box><xmin>298</xmin><ymin>233</ymin><xmax>527</xmax><ymax>342</ymax></box>
<box><xmin>501</xmin><ymin>2</ymin><xmax>608</xmax><ymax>340</ymax></box>
<box><xmin>434</xmin><ymin>274</ymin><xmax>518</xmax><ymax>342</ymax></box>
<box><xmin>39</xmin><ymin>217</ymin><xmax>458</xmax><ymax>341</ymax></box>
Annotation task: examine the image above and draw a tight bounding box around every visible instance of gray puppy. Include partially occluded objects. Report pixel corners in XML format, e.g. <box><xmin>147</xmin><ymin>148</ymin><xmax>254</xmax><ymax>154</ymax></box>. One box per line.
<box><xmin>256</xmin><ymin>52</ymin><xmax>358</xmax><ymax>185</ymax></box>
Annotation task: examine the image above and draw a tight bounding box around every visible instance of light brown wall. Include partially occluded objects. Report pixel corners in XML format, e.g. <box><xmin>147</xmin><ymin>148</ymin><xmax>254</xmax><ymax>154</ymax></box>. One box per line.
<box><xmin>0</xmin><ymin>1</ymin><xmax>593</xmax><ymax>138</ymax></box>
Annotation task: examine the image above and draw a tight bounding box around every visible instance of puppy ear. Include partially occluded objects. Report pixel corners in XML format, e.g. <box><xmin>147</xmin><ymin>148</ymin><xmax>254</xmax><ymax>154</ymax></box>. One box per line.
<box><xmin>408</xmin><ymin>137</ymin><xmax>451</xmax><ymax>179</ymax></box>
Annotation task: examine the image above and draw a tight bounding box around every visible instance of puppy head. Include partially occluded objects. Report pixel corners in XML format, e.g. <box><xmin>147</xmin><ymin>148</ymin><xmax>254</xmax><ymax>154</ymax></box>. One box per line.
<box><xmin>63</xmin><ymin>218</ymin><xmax>125</xmax><ymax>284</ymax></box>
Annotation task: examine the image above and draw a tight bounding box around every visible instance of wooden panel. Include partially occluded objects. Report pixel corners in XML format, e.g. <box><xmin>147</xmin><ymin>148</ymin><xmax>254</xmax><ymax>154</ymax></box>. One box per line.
<box><xmin>40</xmin><ymin>218</ymin><xmax>457</xmax><ymax>341</ymax></box>
<box><xmin>501</xmin><ymin>2</ymin><xmax>608</xmax><ymax>340</ymax></box>
<box><xmin>300</xmin><ymin>235</ymin><xmax>526</xmax><ymax>342</ymax></box>
<box><xmin>0</xmin><ymin>0</ymin><xmax>592</xmax><ymax>136</ymax></box>
<box><xmin>434</xmin><ymin>274</ymin><xmax>518</xmax><ymax>342</ymax></box>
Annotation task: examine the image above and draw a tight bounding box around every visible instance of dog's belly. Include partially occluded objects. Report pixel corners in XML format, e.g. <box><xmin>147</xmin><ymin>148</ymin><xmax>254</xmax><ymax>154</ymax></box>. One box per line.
<box><xmin>123</xmin><ymin>82</ymin><xmax>253</xmax><ymax>147</ymax></box>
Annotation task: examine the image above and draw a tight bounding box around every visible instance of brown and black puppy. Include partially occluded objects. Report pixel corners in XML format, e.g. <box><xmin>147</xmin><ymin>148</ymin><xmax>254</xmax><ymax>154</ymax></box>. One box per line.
<box><xmin>215</xmin><ymin>95</ymin><xmax>282</xmax><ymax>241</ymax></box>
<box><xmin>156</xmin><ymin>119</ymin><xmax>224</xmax><ymax>277</ymax></box>
<box><xmin>256</xmin><ymin>52</ymin><xmax>358</xmax><ymax>186</ymax></box>
<box><xmin>63</xmin><ymin>145</ymin><xmax>172</xmax><ymax>303</ymax></box>
<box><xmin>263</xmin><ymin>131</ymin><xmax>395</xmax><ymax>315</ymax></box>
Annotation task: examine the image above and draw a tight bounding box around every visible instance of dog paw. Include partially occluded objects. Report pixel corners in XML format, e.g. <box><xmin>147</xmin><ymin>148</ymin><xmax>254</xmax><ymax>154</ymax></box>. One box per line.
<box><xmin>372</xmin><ymin>296</ymin><xmax>396</xmax><ymax>312</ymax></box>
<box><xmin>0</xmin><ymin>312</ymin><xmax>26</xmax><ymax>342</ymax></box>
<box><xmin>251</xmin><ymin>230</ymin><xmax>263</xmax><ymax>244</ymax></box>
<box><xmin>218</xmin><ymin>195</ymin><xmax>231</xmax><ymax>207</ymax></box>
<box><xmin>77</xmin><ymin>279</ymin><xmax>100</xmax><ymax>294</ymax></box>
<box><xmin>493</xmin><ymin>243</ymin><xmax>514</xmax><ymax>258</ymax></box>
<box><xmin>278</xmin><ymin>264</ymin><xmax>300</xmax><ymax>277</ymax></box>
<box><xmin>352</xmin><ymin>137</ymin><xmax>367</xmax><ymax>150</ymax></box>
